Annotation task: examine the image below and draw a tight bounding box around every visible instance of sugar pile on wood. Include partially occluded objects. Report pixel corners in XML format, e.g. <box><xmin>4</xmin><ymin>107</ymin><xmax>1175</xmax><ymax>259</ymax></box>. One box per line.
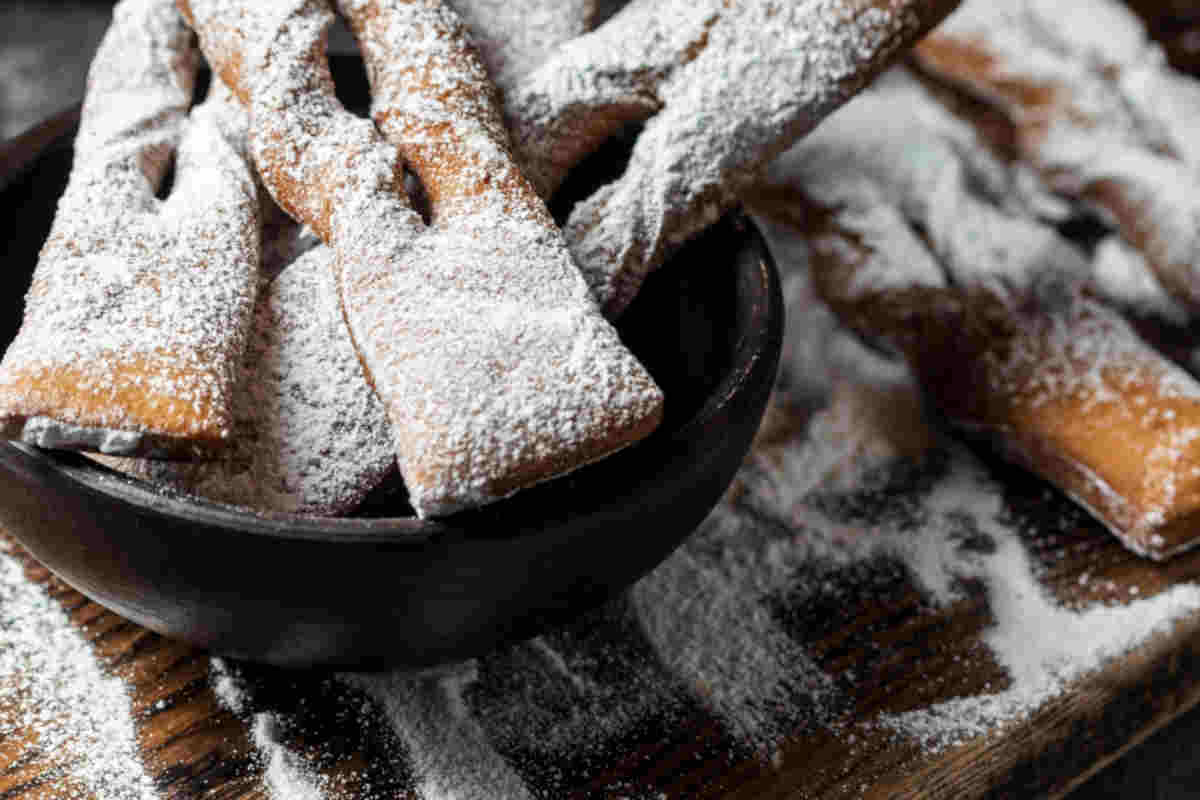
<box><xmin>344</xmin><ymin>665</ymin><xmax>535</xmax><ymax>800</ymax></box>
<box><xmin>210</xmin><ymin>658</ymin><xmax>330</xmax><ymax>800</ymax></box>
<box><xmin>0</xmin><ymin>539</ymin><xmax>158</xmax><ymax>799</ymax></box>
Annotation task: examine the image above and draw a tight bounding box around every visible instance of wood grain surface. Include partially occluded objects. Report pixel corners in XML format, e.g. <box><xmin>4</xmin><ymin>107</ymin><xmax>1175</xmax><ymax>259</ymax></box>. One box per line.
<box><xmin>8</xmin><ymin>2</ymin><xmax>1200</xmax><ymax>799</ymax></box>
<box><xmin>0</xmin><ymin>539</ymin><xmax>264</xmax><ymax>800</ymax></box>
<box><xmin>7</xmin><ymin>458</ymin><xmax>1200</xmax><ymax>799</ymax></box>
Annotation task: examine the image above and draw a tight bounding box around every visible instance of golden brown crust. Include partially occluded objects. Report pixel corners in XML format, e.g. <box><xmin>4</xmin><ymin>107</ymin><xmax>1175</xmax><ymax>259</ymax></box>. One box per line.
<box><xmin>0</xmin><ymin>357</ymin><xmax>231</xmax><ymax>454</ymax></box>
<box><xmin>0</xmin><ymin>1</ymin><xmax>260</xmax><ymax>458</ymax></box>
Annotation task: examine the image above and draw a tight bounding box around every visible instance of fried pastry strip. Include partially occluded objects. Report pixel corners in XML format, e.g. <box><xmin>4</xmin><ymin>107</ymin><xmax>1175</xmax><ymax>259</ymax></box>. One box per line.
<box><xmin>914</xmin><ymin>0</ymin><xmax>1200</xmax><ymax>311</ymax></box>
<box><xmin>104</xmin><ymin>0</ymin><xmax>612</xmax><ymax>513</ymax></box>
<box><xmin>504</xmin><ymin>0</ymin><xmax>961</xmax><ymax>316</ymax></box>
<box><xmin>181</xmin><ymin>0</ymin><xmax>663</xmax><ymax>517</ymax></box>
<box><xmin>751</xmin><ymin>73</ymin><xmax>1200</xmax><ymax>559</ymax></box>
<box><xmin>0</xmin><ymin>0</ymin><xmax>260</xmax><ymax>457</ymax></box>
<box><xmin>96</xmin><ymin>242</ymin><xmax>396</xmax><ymax>515</ymax></box>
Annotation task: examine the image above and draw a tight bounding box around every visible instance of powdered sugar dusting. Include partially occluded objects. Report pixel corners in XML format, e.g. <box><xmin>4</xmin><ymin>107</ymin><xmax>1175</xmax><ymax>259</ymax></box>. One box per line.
<box><xmin>1005</xmin><ymin>0</ymin><xmax>1200</xmax><ymax>172</ymax></box>
<box><xmin>917</xmin><ymin>0</ymin><xmax>1200</xmax><ymax>312</ymax></box>
<box><xmin>508</xmin><ymin>0</ymin><xmax>959</xmax><ymax>315</ymax></box>
<box><xmin>183</xmin><ymin>0</ymin><xmax>410</xmax><ymax>244</ymax></box>
<box><xmin>0</xmin><ymin>0</ymin><xmax>260</xmax><ymax>456</ymax></box>
<box><xmin>450</xmin><ymin>0</ymin><xmax>598</xmax><ymax>92</ymax></box>
<box><xmin>751</xmin><ymin>69</ymin><xmax>1200</xmax><ymax>557</ymax></box>
<box><xmin>337</xmin><ymin>0</ymin><xmax>663</xmax><ymax>516</ymax></box>
<box><xmin>1090</xmin><ymin>235</ymin><xmax>1191</xmax><ymax>324</ymax></box>
<box><xmin>879</xmin><ymin>495</ymin><xmax>1200</xmax><ymax>753</ymax></box>
<box><xmin>955</xmin><ymin>298</ymin><xmax>1200</xmax><ymax>556</ymax></box>
<box><xmin>14</xmin><ymin>2</ymin><xmax>1200</xmax><ymax>796</ymax></box>
<box><xmin>30</xmin><ymin>231</ymin><xmax>1196</xmax><ymax>794</ymax></box>
<box><xmin>0</xmin><ymin>540</ymin><xmax>159</xmax><ymax>799</ymax></box>
<box><xmin>1120</xmin><ymin>57</ymin><xmax>1200</xmax><ymax>171</ymax></box>
<box><xmin>253</xmin><ymin>714</ymin><xmax>331</xmax><ymax>800</ymax></box>
<box><xmin>185</xmin><ymin>0</ymin><xmax>663</xmax><ymax>517</ymax></box>
<box><xmin>344</xmin><ymin>665</ymin><xmax>536</xmax><ymax>800</ymax></box>
<box><xmin>766</xmin><ymin>68</ymin><xmax>1090</xmax><ymax>299</ymax></box>
<box><xmin>209</xmin><ymin>658</ymin><xmax>332</xmax><ymax>800</ymax></box>
<box><xmin>335</xmin><ymin>206</ymin><xmax>663</xmax><ymax>517</ymax></box>
<box><xmin>630</xmin><ymin>502</ymin><xmax>839</xmax><ymax>755</ymax></box>
<box><xmin>744</xmin><ymin>432</ymin><xmax>1200</xmax><ymax>756</ymax></box>
<box><xmin>750</xmin><ymin>220</ymin><xmax>1200</xmax><ymax>751</ymax></box>
<box><xmin>184</xmin><ymin>264</ymin><xmax>1200</xmax><ymax>791</ymax></box>
<box><xmin>979</xmin><ymin>299</ymin><xmax>1200</xmax><ymax>407</ymax></box>
<box><xmin>628</xmin><ymin>247</ymin><xmax>1200</xmax><ymax>763</ymax></box>
<box><xmin>96</xmin><ymin>244</ymin><xmax>395</xmax><ymax>515</ymax></box>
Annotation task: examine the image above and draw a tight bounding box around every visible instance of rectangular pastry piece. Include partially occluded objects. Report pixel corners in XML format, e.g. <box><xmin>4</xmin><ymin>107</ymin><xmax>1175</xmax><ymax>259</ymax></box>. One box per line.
<box><xmin>0</xmin><ymin>0</ymin><xmax>260</xmax><ymax>458</ymax></box>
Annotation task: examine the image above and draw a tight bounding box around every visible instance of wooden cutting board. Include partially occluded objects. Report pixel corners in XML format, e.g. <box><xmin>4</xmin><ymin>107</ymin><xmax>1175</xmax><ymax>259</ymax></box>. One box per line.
<box><xmin>7</xmin><ymin>3</ymin><xmax>1200</xmax><ymax>796</ymax></box>
<box><xmin>5</xmin><ymin>452</ymin><xmax>1200</xmax><ymax>800</ymax></box>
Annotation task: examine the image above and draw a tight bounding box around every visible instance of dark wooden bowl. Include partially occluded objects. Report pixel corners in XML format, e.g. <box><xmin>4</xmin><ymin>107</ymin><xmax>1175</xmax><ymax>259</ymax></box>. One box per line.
<box><xmin>0</xmin><ymin>65</ymin><xmax>783</xmax><ymax>670</ymax></box>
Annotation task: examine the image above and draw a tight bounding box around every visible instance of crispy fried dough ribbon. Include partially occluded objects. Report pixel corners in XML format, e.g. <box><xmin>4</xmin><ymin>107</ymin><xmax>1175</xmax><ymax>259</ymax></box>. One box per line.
<box><xmin>751</xmin><ymin>71</ymin><xmax>1200</xmax><ymax>559</ymax></box>
<box><xmin>506</xmin><ymin>0</ymin><xmax>962</xmax><ymax>316</ymax></box>
<box><xmin>0</xmin><ymin>0</ymin><xmax>260</xmax><ymax>457</ymax></box>
<box><xmin>914</xmin><ymin>0</ymin><xmax>1200</xmax><ymax>312</ymax></box>
<box><xmin>180</xmin><ymin>0</ymin><xmax>663</xmax><ymax>517</ymax></box>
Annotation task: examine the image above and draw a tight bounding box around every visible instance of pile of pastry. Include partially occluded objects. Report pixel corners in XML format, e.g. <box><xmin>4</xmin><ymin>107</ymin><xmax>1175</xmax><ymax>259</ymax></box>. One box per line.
<box><xmin>0</xmin><ymin>0</ymin><xmax>954</xmax><ymax>517</ymax></box>
<box><xmin>749</xmin><ymin>0</ymin><xmax>1200</xmax><ymax>559</ymax></box>
<box><xmin>6</xmin><ymin>0</ymin><xmax>1200</xmax><ymax>560</ymax></box>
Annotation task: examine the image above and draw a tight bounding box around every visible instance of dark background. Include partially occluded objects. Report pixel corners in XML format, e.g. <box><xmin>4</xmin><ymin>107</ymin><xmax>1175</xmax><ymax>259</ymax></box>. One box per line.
<box><xmin>2</xmin><ymin>1</ymin><xmax>1200</xmax><ymax>796</ymax></box>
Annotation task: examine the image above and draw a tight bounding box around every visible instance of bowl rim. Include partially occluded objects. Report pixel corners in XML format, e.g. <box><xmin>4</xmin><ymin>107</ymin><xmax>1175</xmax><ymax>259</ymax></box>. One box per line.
<box><xmin>0</xmin><ymin>107</ymin><xmax>781</xmax><ymax>547</ymax></box>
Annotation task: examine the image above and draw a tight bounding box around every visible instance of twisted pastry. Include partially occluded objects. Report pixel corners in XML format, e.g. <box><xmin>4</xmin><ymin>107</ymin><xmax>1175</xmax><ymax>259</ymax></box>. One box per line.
<box><xmin>0</xmin><ymin>0</ymin><xmax>260</xmax><ymax>457</ymax></box>
<box><xmin>913</xmin><ymin>0</ymin><xmax>1200</xmax><ymax>312</ymax></box>
<box><xmin>748</xmin><ymin>69</ymin><xmax>1091</xmax><ymax>301</ymax></box>
<box><xmin>751</xmin><ymin>71</ymin><xmax>1200</xmax><ymax>560</ymax></box>
<box><xmin>101</xmin><ymin>0</ymin><xmax>607</xmax><ymax>514</ymax></box>
<box><xmin>180</xmin><ymin>0</ymin><xmax>664</xmax><ymax>517</ymax></box>
<box><xmin>505</xmin><ymin>0</ymin><xmax>962</xmax><ymax>316</ymax></box>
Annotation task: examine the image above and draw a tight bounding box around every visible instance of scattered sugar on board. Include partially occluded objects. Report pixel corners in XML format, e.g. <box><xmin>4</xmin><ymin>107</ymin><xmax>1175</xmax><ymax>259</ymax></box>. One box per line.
<box><xmin>192</xmin><ymin>219</ymin><xmax>1200</xmax><ymax>799</ymax></box>
<box><xmin>211</xmin><ymin>656</ymin><xmax>536</xmax><ymax>800</ymax></box>
<box><xmin>752</xmin><ymin>218</ymin><xmax>1200</xmax><ymax>755</ymax></box>
<box><xmin>872</xmin><ymin>462</ymin><xmax>1200</xmax><ymax>753</ymax></box>
<box><xmin>0</xmin><ymin>538</ymin><xmax>159</xmax><ymax>799</ymax></box>
<box><xmin>630</xmin><ymin>500</ymin><xmax>839</xmax><ymax>753</ymax></box>
<box><xmin>209</xmin><ymin>658</ymin><xmax>332</xmax><ymax>800</ymax></box>
<box><xmin>343</xmin><ymin>666</ymin><xmax>536</xmax><ymax>800</ymax></box>
<box><xmin>253</xmin><ymin>714</ymin><xmax>331</xmax><ymax>800</ymax></box>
